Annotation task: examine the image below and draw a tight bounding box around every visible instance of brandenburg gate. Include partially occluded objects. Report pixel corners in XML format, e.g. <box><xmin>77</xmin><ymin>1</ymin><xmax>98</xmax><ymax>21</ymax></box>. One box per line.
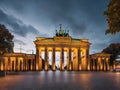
<box><xmin>34</xmin><ymin>25</ymin><xmax>91</xmax><ymax>71</ymax></box>
<box><xmin>0</xmin><ymin>24</ymin><xmax>112</xmax><ymax>72</ymax></box>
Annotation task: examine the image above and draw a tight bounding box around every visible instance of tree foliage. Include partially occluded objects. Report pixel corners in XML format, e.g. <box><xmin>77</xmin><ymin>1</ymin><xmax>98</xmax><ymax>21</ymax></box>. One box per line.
<box><xmin>102</xmin><ymin>43</ymin><xmax>120</xmax><ymax>65</ymax></box>
<box><xmin>104</xmin><ymin>0</ymin><xmax>120</xmax><ymax>34</ymax></box>
<box><xmin>0</xmin><ymin>24</ymin><xmax>14</xmax><ymax>54</ymax></box>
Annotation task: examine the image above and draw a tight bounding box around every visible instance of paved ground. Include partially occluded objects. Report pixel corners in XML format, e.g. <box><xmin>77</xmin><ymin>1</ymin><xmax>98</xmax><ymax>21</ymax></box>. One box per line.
<box><xmin>0</xmin><ymin>71</ymin><xmax>120</xmax><ymax>90</ymax></box>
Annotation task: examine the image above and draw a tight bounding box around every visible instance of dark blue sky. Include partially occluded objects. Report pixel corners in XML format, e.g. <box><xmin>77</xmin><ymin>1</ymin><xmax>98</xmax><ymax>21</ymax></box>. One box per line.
<box><xmin>0</xmin><ymin>0</ymin><xmax>119</xmax><ymax>54</ymax></box>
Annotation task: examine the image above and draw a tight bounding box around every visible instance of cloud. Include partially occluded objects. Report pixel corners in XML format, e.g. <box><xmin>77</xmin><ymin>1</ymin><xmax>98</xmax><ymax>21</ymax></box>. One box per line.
<box><xmin>0</xmin><ymin>0</ymin><xmax>88</xmax><ymax>35</ymax></box>
<box><xmin>0</xmin><ymin>0</ymin><xmax>119</xmax><ymax>54</ymax></box>
<box><xmin>37</xmin><ymin>0</ymin><xmax>109</xmax><ymax>36</ymax></box>
<box><xmin>40</xmin><ymin>0</ymin><xmax>88</xmax><ymax>35</ymax></box>
<box><xmin>13</xmin><ymin>39</ymin><xmax>26</xmax><ymax>45</ymax></box>
<box><xmin>0</xmin><ymin>8</ymin><xmax>40</xmax><ymax>37</ymax></box>
<box><xmin>0</xmin><ymin>0</ymin><xmax>109</xmax><ymax>36</ymax></box>
<box><xmin>108</xmin><ymin>34</ymin><xmax>120</xmax><ymax>43</ymax></box>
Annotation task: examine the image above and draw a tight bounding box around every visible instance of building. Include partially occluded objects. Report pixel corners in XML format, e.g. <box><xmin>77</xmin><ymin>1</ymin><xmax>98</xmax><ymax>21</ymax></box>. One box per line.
<box><xmin>0</xmin><ymin>53</ymin><xmax>35</xmax><ymax>71</ymax></box>
<box><xmin>0</xmin><ymin>25</ymin><xmax>112</xmax><ymax>71</ymax></box>
<box><xmin>34</xmin><ymin>33</ymin><xmax>91</xmax><ymax>71</ymax></box>
<box><xmin>90</xmin><ymin>53</ymin><xmax>111</xmax><ymax>71</ymax></box>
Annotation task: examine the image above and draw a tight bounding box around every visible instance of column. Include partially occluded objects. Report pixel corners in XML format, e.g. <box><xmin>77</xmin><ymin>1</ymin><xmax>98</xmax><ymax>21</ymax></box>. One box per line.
<box><xmin>97</xmin><ymin>57</ymin><xmax>100</xmax><ymax>71</ymax></box>
<box><xmin>23</xmin><ymin>58</ymin><xmax>26</xmax><ymax>71</ymax></box>
<box><xmin>89</xmin><ymin>59</ymin><xmax>91</xmax><ymax>71</ymax></box>
<box><xmin>101</xmin><ymin>59</ymin><xmax>104</xmax><ymax>71</ymax></box>
<box><xmin>10</xmin><ymin>58</ymin><xmax>12</xmax><ymax>71</ymax></box>
<box><xmin>104</xmin><ymin>59</ymin><xmax>106</xmax><ymax>71</ymax></box>
<box><xmin>4</xmin><ymin>58</ymin><xmax>6</xmax><ymax>71</ymax></box>
<box><xmin>15</xmin><ymin>58</ymin><xmax>17</xmax><ymax>71</ymax></box>
<box><xmin>23</xmin><ymin>59</ymin><xmax>24</xmax><ymax>71</ymax></box>
<box><xmin>0</xmin><ymin>56</ymin><xmax>2</xmax><ymax>71</ymax></box>
<box><xmin>36</xmin><ymin>48</ymin><xmax>43</xmax><ymax>71</ymax></box>
<box><xmin>73</xmin><ymin>49</ymin><xmax>75</xmax><ymax>70</ymax></box>
<box><xmin>10</xmin><ymin>59</ymin><xmax>12</xmax><ymax>71</ymax></box>
<box><xmin>86</xmin><ymin>49</ymin><xmax>90</xmax><ymax>71</ymax></box>
<box><xmin>67</xmin><ymin>48</ymin><xmax>72</xmax><ymax>71</ymax></box>
<box><xmin>36</xmin><ymin>48</ymin><xmax>42</xmax><ymax>71</ymax></box>
<box><xmin>30</xmin><ymin>60</ymin><xmax>33</xmax><ymax>71</ymax></box>
<box><xmin>13</xmin><ymin>59</ymin><xmax>15</xmax><ymax>71</ymax></box>
<box><xmin>39</xmin><ymin>49</ymin><xmax>42</xmax><ymax>71</ymax></box>
<box><xmin>1</xmin><ymin>58</ymin><xmax>4</xmax><ymax>71</ymax></box>
<box><xmin>73</xmin><ymin>48</ymin><xmax>79</xmax><ymax>71</ymax></box>
<box><xmin>33</xmin><ymin>59</ymin><xmax>35</xmax><ymax>71</ymax></box>
<box><xmin>3</xmin><ymin>59</ymin><xmax>5</xmax><ymax>71</ymax></box>
<box><xmin>93</xmin><ymin>59</ymin><xmax>95</xmax><ymax>71</ymax></box>
<box><xmin>106</xmin><ymin>57</ymin><xmax>109</xmax><ymax>71</ymax></box>
<box><xmin>92</xmin><ymin>59</ymin><xmax>94</xmax><ymax>71</ymax></box>
<box><xmin>16</xmin><ymin>57</ymin><xmax>19</xmax><ymax>71</ymax></box>
<box><xmin>78</xmin><ymin>48</ymin><xmax>81</xmax><ymax>71</ymax></box>
<box><xmin>0</xmin><ymin>57</ymin><xmax>4</xmax><ymax>71</ymax></box>
<box><xmin>66</xmin><ymin>49</ymin><xmax>69</xmax><ymax>71</ymax></box>
<box><xmin>21</xmin><ymin>59</ymin><xmax>24</xmax><ymax>71</ymax></box>
<box><xmin>60</xmin><ymin>48</ymin><xmax>64</xmax><ymax>71</ymax></box>
<box><xmin>98</xmin><ymin>57</ymin><xmax>103</xmax><ymax>71</ymax></box>
<box><xmin>17</xmin><ymin>58</ymin><xmax>20</xmax><ymax>71</ymax></box>
<box><xmin>52</xmin><ymin>48</ymin><xmax>56</xmax><ymax>71</ymax></box>
<box><xmin>91</xmin><ymin>59</ymin><xmax>93</xmax><ymax>70</ymax></box>
<box><xmin>6</xmin><ymin>57</ymin><xmax>10</xmax><ymax>71</ymax></box>
<box><xmin>36</xmin><ymin>48</ymin><xmax>39</xmax><ymax>71</ymax></box>
<box><xmin>23</xmin><ymin>57</ymin><xmax>25</xmax><ymax>71</ymax></box>
<box><xmin>25</xmin><ymin>58</ymin><xmax>28</xmax><ymax>71</ymax></box>
<box><xmin>45</xmin><ymin>48</ymin><xmax>49</xmax><ymax>71</ymax></box>
<box><xmin>0</xmin><ymin>58</ymin><xmax>1</xmax><ymax>71</ymax></box>
<box><xmin>81</xmin><ymin>48</ymin><xmax>87</xmax><ymax>71</ymax></box>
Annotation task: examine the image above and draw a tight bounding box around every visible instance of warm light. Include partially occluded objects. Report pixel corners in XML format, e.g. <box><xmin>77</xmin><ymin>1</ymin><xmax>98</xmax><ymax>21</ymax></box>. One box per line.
<box><xmin>45</xmin><ymin>64</ymin><xmax>48</xmax><ymax>70</ymax></box>
<box><xmin>36</xmin><ymin>65</ymin><xmax>38</xmax><ymax>71</ymax></box>
<box><xmin>69</xmin><ymin>64</ymin><xmax>72</xmax><ymax>70</ymax></box>
<box><xmin>31</xmin><ymin>65</ymin><xmax>32</xmax><ymax>71</ymax></box>
<box><xmin>113</xmin><ymin>63</ymin><xmax>116</xmax><ymax>70</ymax></box>
<box><xmin>101</xmin><ymin>66</ymin><xmax>103</xmax><ymax>70</ymax></box>
<box><xmin>104</xmin><ymin>64</ymin><xmax>106</xmax><ymax>71</ymax></box>
<box><xmin>1</xmin><ymin>65</ymin><xmax>3</xmax><ymax>71</ymax></box>
<box><xmin>53</xmin><ymin>66</ymin><xmax>56</xmax><ymax>71</ymax></box>
<box><xmin>79</xmin><ymin>65</ymin><xmax>81</xmax><ymax>71</ymax></box>
<box><xmin>8</xmin><ymin>67</ymin><xmax>9</xmax><ymax>71</ymax></box>
<box><xmin>87</xmin><ymin>65</ymin><xmax>90</xmax><ymax>71</ymax></box>
<box><xmin>26</xmin><ymin>66</ymin><xmax>28</xmax><ymax>71</ymax></box>
<box><xmin>62</xmin><ymin>64</ymin><xmax>64</xmax><ymax>70</ymax></box>
<box><xmin>107</xmin><ymin>66</ymin><xmax>110</xmax><ymax>71</ymax></box>
<box><xmin>93</xmin><ymin>66</ymin><xmax>95</xmax><ymax>70</ymax></box>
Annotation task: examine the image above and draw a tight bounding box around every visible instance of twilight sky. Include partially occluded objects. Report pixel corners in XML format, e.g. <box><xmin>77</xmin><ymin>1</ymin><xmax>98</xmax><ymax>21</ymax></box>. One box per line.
<box><xmin>0</xmin><ymin>0</ymin><xmax>120</xmax><ymax>54</ymax></box>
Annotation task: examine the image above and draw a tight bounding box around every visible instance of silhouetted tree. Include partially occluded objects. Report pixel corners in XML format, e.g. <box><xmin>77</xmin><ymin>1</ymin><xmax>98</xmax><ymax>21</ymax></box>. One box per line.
<box><xmin>0</xmin><ymin>24</ymin><xmax>14</xmax><ymax>54</ymax></box>
<box><xmin>102</xmin><ymin>43</ymin><xmax>120</xmax><ymax>65</ymax></box>
<box><xmin>104</xmin><ymin>0</ymin><xmax>120</xmax><ymax>34</ymax></box>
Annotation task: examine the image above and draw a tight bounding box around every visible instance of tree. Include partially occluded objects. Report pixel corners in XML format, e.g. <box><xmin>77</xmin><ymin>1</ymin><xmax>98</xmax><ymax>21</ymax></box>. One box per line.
<box><xmin>104</xmin><ymin>0</ymin><xmax>120</xmax><ymax>34</ymax></box>
<box><xmin>0</xmin><ymin>24</ymin><xmax>14</xmax><ymax>54</ymax></box>
<box><xmin>102</xmin><ymin>43</ymin><xmax>120</xmax><ymax>65</ymax></box>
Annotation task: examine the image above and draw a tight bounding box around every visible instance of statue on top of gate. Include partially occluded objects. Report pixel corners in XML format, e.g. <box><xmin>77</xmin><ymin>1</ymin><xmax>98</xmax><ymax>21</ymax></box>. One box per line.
<box><xmin>56</xmin><ymin>24</ymin><xmax>69</xmax><ymax>37</ymax></box>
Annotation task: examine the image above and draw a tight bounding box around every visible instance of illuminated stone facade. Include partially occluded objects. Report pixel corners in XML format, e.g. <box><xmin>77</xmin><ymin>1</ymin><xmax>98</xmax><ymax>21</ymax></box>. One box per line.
<box><xmin>90</xmin><ymin>53</ymin><xmax>111</xmax><ymax>71</ymax></box>
<box><xmin>0</xmin><ymin>42</ymin><xmax>112</xmax><ymax>71</ymax></box>
<box><xmin>0</xmin><ymin>53</ymin><xmax>35</xmax><ymax>71</ymax></box>
<box><xmin>0</xmin><ymin>25</ymin><xmax>112</xmax><ymax>71</ymax></box>
<box><xmin>34</xmin><ymin>35</ymin><xmax>91</xmax><ymax>71</ymax></box>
